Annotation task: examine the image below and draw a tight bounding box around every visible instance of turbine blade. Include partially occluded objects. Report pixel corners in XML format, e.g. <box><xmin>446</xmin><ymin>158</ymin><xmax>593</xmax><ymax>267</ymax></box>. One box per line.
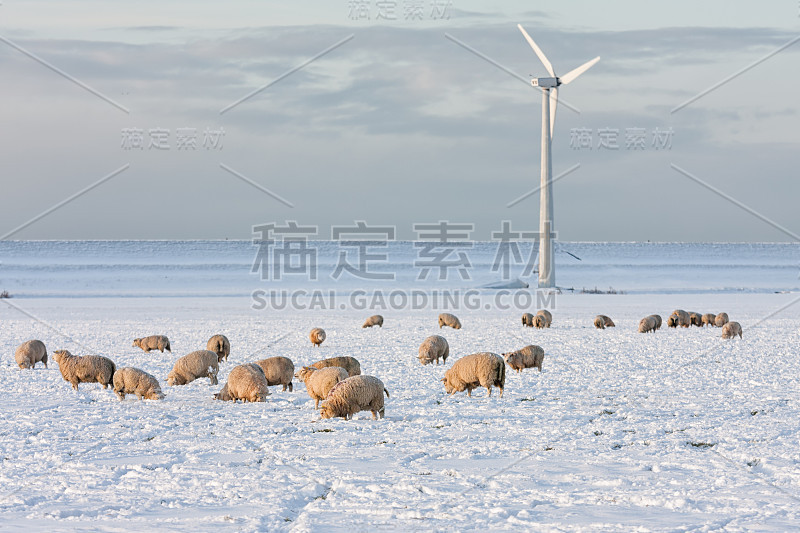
<box><xmin>550</xmin><ymin>88</ymin><xmax>558</xmax><ymax>139</ymax></box>
<box><xmin>560</xmin><ymin>56</ymin><xmax>600</xmax><ymax>85</ymax></box>
<box><xmin>517</xmin><ymin>24</ymin><xmax>554</xmax><ymax>77</ymax></box>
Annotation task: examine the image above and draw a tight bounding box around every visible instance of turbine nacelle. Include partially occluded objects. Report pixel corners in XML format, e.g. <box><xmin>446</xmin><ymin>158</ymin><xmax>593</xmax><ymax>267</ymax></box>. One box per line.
<box><xmin>531</xmin><ymin>77</ymin><xmax>559</xmax><ymax>88</ymax></box>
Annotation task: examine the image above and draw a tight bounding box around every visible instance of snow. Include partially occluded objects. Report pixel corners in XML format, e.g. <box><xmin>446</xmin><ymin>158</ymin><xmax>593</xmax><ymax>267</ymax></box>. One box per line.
<box><xmin>2</xmin><ymin>291</ymin><xmax>800</xmax><ymax>531</ymax></box>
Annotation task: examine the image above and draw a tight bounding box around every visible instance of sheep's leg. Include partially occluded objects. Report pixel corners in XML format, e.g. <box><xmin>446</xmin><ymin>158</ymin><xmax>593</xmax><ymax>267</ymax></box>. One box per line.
<box><xmin>71</xmin><ymin>381</ymin><xmax>79</xmax><ymax>390</ymax></box>
<box><xmin>486</xmin><ymin>386</ymin><xmax>492</xmax><ymax>397</ymax></box>
<box><xmin>314</xmin><ymin>399</ymin><xmax>319</xmax><ymax>409</ymax></box>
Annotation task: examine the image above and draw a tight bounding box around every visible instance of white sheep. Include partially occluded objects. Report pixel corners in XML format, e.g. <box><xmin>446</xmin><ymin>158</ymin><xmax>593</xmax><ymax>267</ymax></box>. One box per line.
<box><xmin>438</xmin><ymin>313</ymin><xmax>462</xmax><ymax>330</ymax></box>
<box><xmin>536</xmin><ymin>309</ymin><xmax>553</xmax><ymax>328</ymax></box>
<box><xmin>721</xmin><ymin>321</ymin><xmax>743</xmax><ymax>339</ymax></box>
<box><xmin>294</xmin><ymin>366</ymin><xmax>348</xmax><ymax>409</ymax></box>
<box><xmin>418</xmin><ymin>335</ymin><xmax>449</xmax><ymax>366</ymax></box>
<box><xmin>689</xmin><ymin>312</ymin><xmax>703</xmax><ymax>327</ymax></box>
<box><xmin>15</xmin><ymin>339</ymin><xmax>47</xmax><ymax>369</ymax></box>
<box><xmin>638</xmin><ymin>316</ymin><xmax>657</xmax><ymax>333</ymax></box>
<box><xmin>671</xmin><ymin>310</ymin><xmax>691</xmax><ymax>328</ymax></box>
<box><xmin>649</xmin><ymin>314</ymin><xmax>663</xmax><ymax>330</ymax></box>
<box><xmin>214</xmin><ymin>363</ymin><xmax>270</xmax><ymax>402</ymax></box>
<box><xmin>701</xmin><ymin>313</ymin><xmax>716</xmax><ymax>327</ymax></box>
<box><xmin>441</xmin><ymin>352</ymin><xmax>505</xmax><ymax>398</ymax></box>
<box><xmin>502</xmin><ymin>345</ymin><xmax>544</xmax><ymax>373</ymax></box>
<box><xmin>132</xmin><ymin>335</ymin><xmax>171</xmax><ymax>353</ymax></box>
<box><xmin>310</xmin><ymin>356</ymin><xmax>361</xmax><ymax>377</ymax></box>
<box><xmin>522</xmin><ymin>313</ymin><xmax>534</xmax><ymax>327</ymax></box>
<box><xmin>362</xmin><ymin>315</ymin><xmax>384</xmax><ymax>328</ymax></box>
<box><xmin>320</xmin><ymin>375</ymin><xmax>389</xmax><ymax>420</ymax></box>
<box><xmin>714</xmin><ymin>312</ymin><xmax>730</xmax><ymax>327</ymax></box>
<box><xmin>253</xmin><ymin>356</ymin><xmax>294</xmax><ymax>391</ymax></box>
<box><xmin>207</xmin><ymin>334</ymin><xmax>231</xmax><ymax>362</ymax></box>
<box><xmin>113</xmin><ymin>367</ymin><xmax>165</xmax><ymax>401</ymax></box>
<box><xmin>310</xmin><ymin>328</ymin><xmax>326</xmax><ymax>347</ymax></box>
<box><xmin>593</xmin><ymin>315</ymin><xmax>615</xmax><ymax>329</ymax></box>
<box><xmin>167</xmin><ymin>350</ymin><xmax>219</xmax><ymax>386</ymax></box>
<box><xmin>667</xmin><ymin>315</ymin><xmax>678</xmax><ymax>328</ymax></box>
<box><xmin>53</xmin><ymin>350</ymin><xmax>116</xmax><ymax>390</ymax></box>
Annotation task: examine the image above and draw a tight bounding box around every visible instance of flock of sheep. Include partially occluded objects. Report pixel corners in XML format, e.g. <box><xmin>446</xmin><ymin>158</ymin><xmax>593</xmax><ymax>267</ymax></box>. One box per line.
<box><xmin>12</xmin><ymin>307</ymin><xmax>743</xmax><ymax>420</ymax></box>
<box><xmin>635</xmin><ymin>309</ymin><xmax>742</xmax><ymax>339</ymax></box>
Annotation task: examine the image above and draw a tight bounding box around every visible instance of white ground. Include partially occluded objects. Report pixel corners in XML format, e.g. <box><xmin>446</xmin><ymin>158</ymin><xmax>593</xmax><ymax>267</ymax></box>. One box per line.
<box><xmin>1</xmin><ymin>293</ymin><xmax>799</xmax><ymax>532</ymax></box>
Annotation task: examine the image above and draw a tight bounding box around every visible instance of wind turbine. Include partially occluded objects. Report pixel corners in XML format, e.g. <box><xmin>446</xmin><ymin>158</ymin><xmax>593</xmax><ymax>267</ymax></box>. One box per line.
<box><xmin>517</xmin><ymin>24</ymin><xmax>599</xmax><ymax>289</ymax></box>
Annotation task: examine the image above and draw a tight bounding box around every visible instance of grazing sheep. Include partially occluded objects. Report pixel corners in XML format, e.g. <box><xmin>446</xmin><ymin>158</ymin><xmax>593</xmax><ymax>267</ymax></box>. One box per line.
<box><xmin>253</xmin><ymin>356</ymin><xmax>294</xmax><ymax>391</ymax></box>
<box><xmin>132</xmin><ymin>335</ymin><xmax>171</xmax><ymax>353</ymax></box>
<box><xmin>689</xmin><ymin>312</ymin><xmax>704</xmax><ymax>327</ymax></box>
<box><xmin>594</xmin><ymin>315</ymin><xmax>615</xmax><ymax>329</ymax></box>
<box><xmin>667</xmin><ymin>315</ymin><xmax>678</xmax><ymax>328</ymax></box>
<box><xmin>671</xmin><ymin>310</ymin><xmax>691</xmax><ymax>328</ymax></box>
<box><xmin>215</xmin><ymin>363</ymin><xmax>270</xmax><ymax>402</ymax></box>
<box><xmin>649</xmin><ymin>314</ymin><xmax>663</xmax><ymax>330</ymax></box>
<box><xmin>438</xmin><ymin>313</ymin><xmax>462</xmax><ymax>330</ymax></box>
<box><xmin>53</xmin><ymin>350</ymin><xmax>116</xmax><ymax>390</ymax></box>
<box><xmin>522</xmin><ymin>313</ymin><xmax>534</xmax><ymax>327</ymax></box>
<box><xmin>441</xmin><ymin>352</ymin><xmax>505</xmax><ymax>398</ymax></box>
<box><xmin>113</xmin><ymin>367</ymin><xmax>165</xmax><ymax>401</ymax></box>
<box><xmin>502</xmin><ymin>345</ymin><xmax>544</xmax><ymax>373</ymax></box>
<box><xmin>638</xmin><ymin>316</ymin><xmax>657</xmax><ymax>333</ymax></box>
<box><xmin>320</xmin><ymin>375</ymin><xmax>389</xmax><ymax>420</ymax></box>
<box><xmin>714</xmin><ymin>312</ymin><xmax>730</xmax><ymax>327</ymax></box>
<box><xmin>536</xmin><ymin>309</ymin><xmax>553</xmax><ymax>328</ymax></box>
<box><xmin>167</xmin><ymin>350</ymin><xmax>219</xmax><ymax>386</ymax></box>
<box><xmin>295</xmin><ymin>366</ymin><xmax>348</xmax><ymax>409</ymax></box>
<box><xmin>721</xmin><ymin>321</ymin><xmax>743</xmax><ymax>339</ymax></box>
<box><xmin>418</xmin><ymin>335</ymin><xmax>450</xmax><ymax>365</ymax></box>
<box><xmin>310</xmin><ymin>328</ymin><xmax>326</xmax><ymax>347</ymax></box>
<box><xmin>310</xmin><ymin>356</ymin><xmax>361</xmax><ymax>377</ymax></box>
<box><xmin>15</xmin><ymin>340</ymin><xmax>47</xmax><ymax>369</ymax></box>
<box><xmin>702</xmin><ymin>313</ymin><xmax>717</xmax><ymax>327</ymax></box>
<box><xmin>206</xmin><ymin>334</ymin><xmax>231</xmax><ymax>362</ymax></box>
<box><xmin>362</xmin><ymin>315</ymin><xmax>384</xmax><ymax>328</ymax></box>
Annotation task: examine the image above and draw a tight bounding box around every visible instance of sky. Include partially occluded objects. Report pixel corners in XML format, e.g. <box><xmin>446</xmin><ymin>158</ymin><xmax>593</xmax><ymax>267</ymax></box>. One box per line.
<box><xmin>0</xmin><ymin>0</ymin><xmax>798</xmax><ymax>241</ymax></box>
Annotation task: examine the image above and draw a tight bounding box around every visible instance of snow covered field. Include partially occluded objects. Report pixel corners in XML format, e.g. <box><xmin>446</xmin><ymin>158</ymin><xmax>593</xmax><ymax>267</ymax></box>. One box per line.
<box><xmin>2</xmin><ymin>292</ymin><xmax>800</xmax><ymax>532</ymax></box>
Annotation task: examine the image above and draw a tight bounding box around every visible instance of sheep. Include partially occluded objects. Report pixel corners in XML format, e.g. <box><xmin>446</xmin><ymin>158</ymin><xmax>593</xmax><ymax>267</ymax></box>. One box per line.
<box><xmin>113</xmin><ymin>367</ymin><xmax>165</xmax><ymax>401</ymax></box>
<box><xmin>667</xmin><ymin>315</ymin><xmax>678</xmax><ymax>328</ymax></box>
<box><xmin>132</xmin><ymin>335</ymin><xmax>171</xmax><ymax>353</ymax></box>
<box><xmin>206</xmin><ymin>334</ymin><xmax>231</xmax><ymax>362</ymax></box>
<box><xmin>638</xmin><ymin>316</ymin><xmax>657</xmax><ymax>333</ymax></box>
<box><xmin>15</xmin><ymin>340</ymin><xmax>47</xmax><ymax>369</ymax></box>
<box><xmin>310</xmin><ymin>328</ymin><xmax>326</xmax><ymax>347</ymax></box>
<box><xmin>594</xmin><ymin>315</ymin><xmax>615</xmax><ymax>329</ymax></box>
<box><xmin>52</xmin><ymin>350</ymin><xmax>116</xmax><ymax>390</ymax></box>
<box><xmin>167</xmin><ymin>350</ymin><xmax>219</xmax><ymax>386</ymax></box>
<box><xmin>522</xmin><ymin>313</ymin><xmax>534</xmax><ymax>327</ymax></box>
<box><xmin>701</xmin><ymin>313</ymin><xmax>717</xmax><ymax>327</ymax></box>
<box><xmin>714</xmin><ymin>312</ymin><xmax>730</xmax><ymax>327</ymax></box>
<box><xmin>362</xmin><ymin>315</ymin><xmax>384</xmax><ymax>328</ymax></box>
<box><xmin>253</xmin><ymin>356</ymin><xmax>294</xmax><ymax>391</ymax></box>
<box><xmin>671</xmin><ymin>310</ymin><xmax>691</xmax><ymax>328</ymax></box>
<box><xmin>438</xmin><ymin>313</ymin><xmax>462</xmax><ymax>330</ymax></box>
<box><xmin>418</xmin><ymin>335</ymin><xmax>449</xmax><ymax>365</ymax></box>
<box><xmin>721</xmin><ymin>321</ymin><xmax>742</xmax><ymax>339</ymax></box>
<box><xmin>649</xmin><ymin>314</ymin><xmax>663</xmax><ymax>330</ymax></box>
<box><xmin>310</xmin><ymin>356</ymin><xmax>361</xmax><ymax>377</ymax></box>
<box><xmin>441</xmin><ymin>352</ymin><xmax>505</xmax><ymax>398</ymax></box>
<box><xmin>502</xmin><ymin>345</ymin><xmax>544</xmax><ymax>373</ymax></box>
<box><xmin>689</xmin><ymin>312</ymin><xmax>704</xmax><ymax>327</ymax></box>
<box><xmin>294</xmin><ymin>366</ymin><xmax>348</xmax><ymax>409</ymax></box>
<box><xmin>536</xmin><ymin>309</ymin><xmax>553</xmax><ymax>328</ymax></box>
<box><xmin>214</xmin><ymin>363</ymin><xmax>270</xmax><ymax>402</ymax></box>
<box><xmin>320</xmin><ymin>375</ymin><xmax>389</xmax><ymax>420</ymax></box>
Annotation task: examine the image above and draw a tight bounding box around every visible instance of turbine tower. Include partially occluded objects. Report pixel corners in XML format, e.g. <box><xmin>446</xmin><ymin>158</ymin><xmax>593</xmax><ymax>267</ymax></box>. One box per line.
<box><xmin>517</xmin><ymin>24</ymin><xmax>599</xmax><ymax>288</ymax></box>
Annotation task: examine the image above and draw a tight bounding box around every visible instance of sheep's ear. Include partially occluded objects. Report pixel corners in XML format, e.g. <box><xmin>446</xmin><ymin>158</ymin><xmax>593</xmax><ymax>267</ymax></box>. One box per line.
<box><xmin>440</xmin><ymin>378</ymin><xmax>447</xmax><ymax>383</ymax></box>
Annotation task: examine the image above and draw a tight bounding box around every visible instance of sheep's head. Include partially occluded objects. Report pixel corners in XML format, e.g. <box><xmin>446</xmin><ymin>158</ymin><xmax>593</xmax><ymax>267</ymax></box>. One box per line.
<box><xmin>132</xmin><ymin>339</ymin><xmax>141</xmax><ymax>348</ymax></box>
<box><xmin>294</xmin><ymin>366</ymin><xmax>315</xmax><ymax>380</ymax></box>
<box><xmin>52</xmin><ymin>350</ymin><xmax>71</xmax><ymax>364</ymax></box>
<box><xmin>441</xmin><ymin>376</ymin><xmax>462</xmax><ymax>395</ymax></box>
